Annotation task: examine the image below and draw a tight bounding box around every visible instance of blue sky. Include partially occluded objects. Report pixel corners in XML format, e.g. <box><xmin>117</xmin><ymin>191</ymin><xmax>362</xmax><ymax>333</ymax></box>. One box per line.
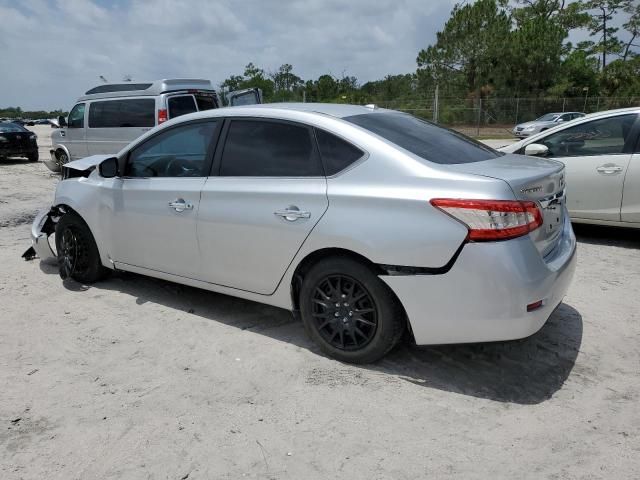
<box><xmin>0</xmin><ymin>0</ymin><xmax>635</xmax><ymax>111</ymax></box>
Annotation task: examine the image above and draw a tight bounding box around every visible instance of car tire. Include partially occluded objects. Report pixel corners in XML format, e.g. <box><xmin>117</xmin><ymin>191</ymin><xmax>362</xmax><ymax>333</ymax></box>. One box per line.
<box><xmin>56</xmin><ymin>149</ymin><xmax>69</xmax><ymax>166</ymax></box>
<box><xmin>28</xmin><ymin>153</ymin><xmax>38</xmax><ymax>162</ymax></box>
<box><xmin>300</xmin><ymin>256</ymin><xmax>405</xmax><ymax>364</ymax></box>
<box><xmin>55</xmin><ymin>212</ymin><xmax>110</xmax><ymax>283</ymax></box>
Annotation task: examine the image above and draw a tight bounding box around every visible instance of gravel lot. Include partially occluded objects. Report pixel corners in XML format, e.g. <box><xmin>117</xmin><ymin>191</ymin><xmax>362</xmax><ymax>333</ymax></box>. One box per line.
<box><xmin>1</xmin><ymin>126</ymin><xmax>639</xmax><ymax>479</ymax></box>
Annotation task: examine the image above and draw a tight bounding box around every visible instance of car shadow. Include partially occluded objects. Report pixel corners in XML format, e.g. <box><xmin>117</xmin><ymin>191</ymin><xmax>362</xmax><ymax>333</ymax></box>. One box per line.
<box><xmin>57</xmin><ymin>270</ymin><xmax>582</xmax><ymax>405</ymax></box>
<box><xmin>573</xmin><ymin>223</ymin><xmax>640</xmax><ymax>249</ymax></box>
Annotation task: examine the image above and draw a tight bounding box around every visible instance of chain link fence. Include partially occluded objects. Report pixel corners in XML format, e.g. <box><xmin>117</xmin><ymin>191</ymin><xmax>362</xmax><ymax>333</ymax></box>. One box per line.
<box><xmin>369</xmin><ymin>96</ymin><xmax>640</xmax><ymax>137</ymax></box>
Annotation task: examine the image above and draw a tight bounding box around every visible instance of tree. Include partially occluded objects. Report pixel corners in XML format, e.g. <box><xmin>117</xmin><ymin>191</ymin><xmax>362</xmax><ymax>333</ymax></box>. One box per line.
<box><xmin>416</xmin><ymin>0</ymin><xmax>512</xmax><ymax>96</ymax></box>
<box><xmin>584</xmin><ymin>0</ymin><xmax>630</xmax><ymax>69</ymax></box>
<box><xmin>621</xmin><ymin>1</ymin><xmax>640</xmax><ymax>61</ymax></box>
<box><xmin>271</xmin><ymin>64</ymin><xmax>303</xmax><ymax>101</ymax></box>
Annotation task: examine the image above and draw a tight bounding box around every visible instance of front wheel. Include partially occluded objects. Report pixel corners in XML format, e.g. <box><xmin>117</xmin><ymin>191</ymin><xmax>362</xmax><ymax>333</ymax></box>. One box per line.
<box><xmin>300</xmin><ymin>257</ymin><xmax>405</xmax><ymax>364</ymax></box>
<box><xmin>28</xmin><ymin>152</ymin><xmax>38</xmax><ymax>162</ymax></box>
<box><xmin>55</xmin><ymin>212</ymin><xmax>109</xmax><ymax>283</ymax></box>
<box><xmin>56</xmin><ymin>149</ymin><xmax>69</xmax><ymax>166</ymax></box>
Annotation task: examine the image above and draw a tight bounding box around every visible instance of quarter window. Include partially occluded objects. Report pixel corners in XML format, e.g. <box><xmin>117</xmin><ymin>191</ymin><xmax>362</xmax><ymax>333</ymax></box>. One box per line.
<box><xmin>540</xmin><ymin>114</ymin><xmax>637</xmax><ymax>157</ymax></box>
<box><xmin>68</xmin><ymin>103</ymin><xmax>85</xmax><ymax>129</ymax></box>
<box><xmin>88</xmin><ymin>99</ymin><xmax>155</xmax><ymax>128</ymax></box>
<box><xmin>219</xmin><ymin>120</ymin><xmax>321</xmax><ymax>177</ymax></box>
<box><xmin>125</xmin><ymin>121</ymin><xmax>217</xmax><ymax>177</ymax></box>
<box><xmin>315</xmin><ymin>129</ymin><xmax>364</xmax><ymax>175</ymax></box>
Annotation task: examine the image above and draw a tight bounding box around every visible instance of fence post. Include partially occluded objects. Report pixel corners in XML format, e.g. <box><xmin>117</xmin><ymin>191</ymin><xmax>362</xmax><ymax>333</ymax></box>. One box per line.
<box><xmin>596</xmin><ymin>97</ymin><xmax>600</xmax><ymax>112</ymax></box>
<box><xmin>562</xmin><ymin>97</ymin><xmax>566</xmax><ymax>112</ymax></box>
<box><xmin>515</xmin><ymin>98</ymin><xmax>519</xmax><ymax>124</ymax></box>
<box><xmin>476</xmin><ymin>97</ymin><xmax>482</xmax><ymax>137</ymax></box>
<box><xmin>433</xmin><ymin>84</ymin><xmax>439</xmax><ymax>123</ymax></box>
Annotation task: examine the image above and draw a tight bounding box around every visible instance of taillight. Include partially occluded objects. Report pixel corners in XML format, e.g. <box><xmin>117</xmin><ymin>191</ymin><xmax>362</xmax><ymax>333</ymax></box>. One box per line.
<box><xmin>158</xmin><ymin>109</ymin><xmax>168</xmax><ymax>124</ymax></box>
<box><xmin>430</xmin><ymin>198</ymin><xmax>543</xmax><ymax>241</ymax></box>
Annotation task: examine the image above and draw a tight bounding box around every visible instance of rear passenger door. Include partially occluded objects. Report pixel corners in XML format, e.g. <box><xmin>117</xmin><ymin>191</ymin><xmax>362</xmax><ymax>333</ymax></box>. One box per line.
<box><xmin>197</xmin><ymin>118</ymin><xmax>328</xmax><ymax>294</ymax></box>
<box><xmin>86</xmin><ymin>98</ymin><xmax>155</xmax><ymax>155</ymax></box>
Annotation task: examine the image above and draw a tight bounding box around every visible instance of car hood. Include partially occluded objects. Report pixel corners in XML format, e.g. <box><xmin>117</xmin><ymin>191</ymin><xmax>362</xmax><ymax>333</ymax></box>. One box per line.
<box><xmin>516</xmin><ymin>121</ymin><xmax>536</xmax><ymax>129</ymax></box>
<box><xmin>64</xmin><ymin>154</ymin><xmax>113</xmax><ymax>172</ymax></box>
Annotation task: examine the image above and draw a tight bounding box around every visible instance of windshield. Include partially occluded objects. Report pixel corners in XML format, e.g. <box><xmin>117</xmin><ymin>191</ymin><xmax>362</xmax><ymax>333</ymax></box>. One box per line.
<box><xmin>344</xmin><ymin>112</ymin><xmax>501</xmax><ymax>165</ymax></box>
<box><xmin>536</xmin><ymin>113</ymin><xmax>560</xmax><ymax>122</ymax></box>
<box><xmin>0</xmin><ymin>123</ymin><xmax>27</xmax><ymax>133</ymax></box>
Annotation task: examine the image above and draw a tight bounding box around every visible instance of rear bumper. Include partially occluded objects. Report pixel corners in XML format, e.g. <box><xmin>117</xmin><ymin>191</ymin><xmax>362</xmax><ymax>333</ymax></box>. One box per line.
<box><xmin>0</xmin><ymin>146</ymin><xmax>37</xmax><ymax>157</ymax></box>
<box><xmin>30</xmin><ymin>208</ymin><xmax>56</xmax><ymax>261</ymax></box>
<box><xmin>381</xmin><ymin>215</ymin><xmax>577</xmax><ymax>345</ymax></box>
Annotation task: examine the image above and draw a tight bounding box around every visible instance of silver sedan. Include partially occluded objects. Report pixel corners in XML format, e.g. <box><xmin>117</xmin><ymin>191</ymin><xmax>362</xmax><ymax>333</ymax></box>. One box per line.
<box><xmin>513</xmin><ymin>112</ymin><xmax>585</xmax><ymax>138</ymax></box>
<box><xmin>29</xmin><ymin>104</ymin><xmax>576</xmax><ymax>363</ymax></box>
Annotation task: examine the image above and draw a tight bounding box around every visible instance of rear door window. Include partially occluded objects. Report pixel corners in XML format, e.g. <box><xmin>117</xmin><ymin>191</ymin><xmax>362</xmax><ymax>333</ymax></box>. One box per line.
<box><xmin>88</xmin><ymin>99</ymin><xmax>155</xmax><ymax>128</ymax></box>
<box><xmin>219</xmin><ymin>120</ymin><xmax>321</xmax><ymax>177</ymax></box>
<box><xmin>168</xmin><ymin>95</ymin><xmax>197</xmax><ymax>119</ymax></box>
<box><xmin>194</xmin><ymin>92</ymin><xmax>217</xmax><ymax>111</ymax></box>
<box><xmin>315</xmin><ymin>129</ymin><xmax>364</xmax><ymax>175</ymax></box>
<box><xmin>344</xmin><ymin>112</ymin><xmax>501</xmax><ymax>165</ymax></box>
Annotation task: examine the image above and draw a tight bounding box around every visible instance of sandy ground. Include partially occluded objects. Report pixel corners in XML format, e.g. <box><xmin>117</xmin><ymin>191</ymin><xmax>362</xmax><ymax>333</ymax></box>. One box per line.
<box><xmin>1</xmin><ymin>126</ymin><xmax>639</xmax><ymax>479</ymax></box>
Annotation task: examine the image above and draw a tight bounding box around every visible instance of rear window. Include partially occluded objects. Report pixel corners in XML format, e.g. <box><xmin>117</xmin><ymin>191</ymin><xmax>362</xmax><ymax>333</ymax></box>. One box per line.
<box><xmin>344</xmin><ymin>113</ymin><xmax>500</xmax><ymax>165</ymax></box>
<box><xmin>0</xmin><ymin>123</ymin><xmax>26</xmax><ymax>133</ymax></box>
<box><xmin>195</xmin><ymin>93</ymin><xmax>217</xmax><ymax>111</ymax></box>
<box><xmin>168</xmin><ymin>95</ymin><xmax>197</xmax><ymax>119</ymax></box>
<box><xmin>88</xmin><ymin>99</ymin><xmax>155</xmax><ymax>128</ymax></box>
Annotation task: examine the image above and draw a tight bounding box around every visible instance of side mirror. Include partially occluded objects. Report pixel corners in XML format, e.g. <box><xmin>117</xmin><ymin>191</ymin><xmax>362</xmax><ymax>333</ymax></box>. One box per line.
<box><xmin>58</xmin><ymin>115</ymin><xmax>67</xmax><ymax>128</ymax></box>
<box><xmin>524</xmin><ymin>143</ymin><xmax>549</xmax><ymax>157</ymax></box>
<box><xmin>98</xmin><ymin>157</ymin><xmax>119</xmax><ymax>178</ymax></box>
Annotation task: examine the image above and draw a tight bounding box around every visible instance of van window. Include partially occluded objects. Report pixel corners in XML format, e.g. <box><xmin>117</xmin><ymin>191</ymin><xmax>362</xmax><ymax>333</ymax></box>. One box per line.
<box><xmin>68</xmin><ymin>103</ymin><xmax>85</xmax><ymax>129</ymax></box>
<box><xmin>168</xmin><ymin>96</ymin><xmax>197</xmax><ymax>119</ymax></box>
<box><xmin>88</xmin><ymin>99</ymin><xmax>155</xmax><ymax>128</ymax></box>
<box><xmin>194</xmin><ymin>92</ymin><xmax>217</xmax><ymax>111</ymax></box>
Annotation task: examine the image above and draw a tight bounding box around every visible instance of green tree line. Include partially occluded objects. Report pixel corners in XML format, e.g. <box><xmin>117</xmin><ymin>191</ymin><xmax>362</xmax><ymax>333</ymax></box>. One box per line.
<box><xmin>0</xmin><ymin>106</ymin><xmax>67</xmax><ymax>120</ymax></box>
<box><xmin>221</xmin><ymin>0</ymin><xmax>640</xmax><ymax>104</ymax></box>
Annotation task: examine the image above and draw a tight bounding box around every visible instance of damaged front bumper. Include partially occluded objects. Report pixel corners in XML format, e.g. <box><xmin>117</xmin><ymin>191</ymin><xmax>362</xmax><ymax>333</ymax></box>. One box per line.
<box><xmin>25</xmin><ymin>207</ymin><xmax>57</xmax><ymax>261</ymax></box>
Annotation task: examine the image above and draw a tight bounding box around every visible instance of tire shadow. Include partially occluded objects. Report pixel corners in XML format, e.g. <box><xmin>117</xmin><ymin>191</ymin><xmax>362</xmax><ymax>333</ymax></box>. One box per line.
<box><xmin>76</xmin><ymin>271</ymin><xmax>582</xmax><ymax>405</ymax></box>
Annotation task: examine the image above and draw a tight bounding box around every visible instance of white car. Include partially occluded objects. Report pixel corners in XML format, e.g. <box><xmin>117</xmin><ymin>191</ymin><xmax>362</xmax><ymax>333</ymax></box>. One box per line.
<box><xmin>500</xmin><ymin>107</ymin><xmax>640</xmax><ymax>228</ymax></box>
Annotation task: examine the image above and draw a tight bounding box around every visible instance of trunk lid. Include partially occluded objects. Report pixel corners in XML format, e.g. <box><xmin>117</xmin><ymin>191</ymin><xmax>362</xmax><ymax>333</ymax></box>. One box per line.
<box><xmin>445</xmin><ymin>153</ymin><xmax>566</xmax><ymax>258</ymax></box>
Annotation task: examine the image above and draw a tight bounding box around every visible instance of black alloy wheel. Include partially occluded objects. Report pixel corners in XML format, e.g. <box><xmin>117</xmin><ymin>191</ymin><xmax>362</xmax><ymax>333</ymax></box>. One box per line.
<box><xmin>311</xmin><ymin>274</ymin><xmax>378</xmax><ymax>351</ymax></box>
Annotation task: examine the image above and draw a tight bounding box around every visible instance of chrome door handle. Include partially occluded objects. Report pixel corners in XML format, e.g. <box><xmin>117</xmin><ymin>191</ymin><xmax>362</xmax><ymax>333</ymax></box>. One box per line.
<box><xmin>168</xmin><ymin>199</ymin><xmax>193</xmax><ymax>212</ymax></box>
<box><xmin>274</xmin><ymin>205</ymin><xmax>311</xmax><ymax>221</ymax></box>
<box><xmin>596</xmin><ymin>165</ymin><xmax>623</xmax><ymax>174</ymax></box>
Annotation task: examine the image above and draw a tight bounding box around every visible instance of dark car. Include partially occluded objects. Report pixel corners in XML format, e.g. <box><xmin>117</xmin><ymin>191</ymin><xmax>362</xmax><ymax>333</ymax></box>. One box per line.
<box><xmin>0</xmin><ymin>123</ymin><xmax>38</xmax><ymax>162</ymax></box>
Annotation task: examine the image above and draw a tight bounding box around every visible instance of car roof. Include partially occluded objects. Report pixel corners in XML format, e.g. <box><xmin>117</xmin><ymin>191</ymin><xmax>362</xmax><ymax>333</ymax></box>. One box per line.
<box><xmin>213</xmin><ymin>102</ymin><xmax>392</xmax><ymax>119</ymax></box>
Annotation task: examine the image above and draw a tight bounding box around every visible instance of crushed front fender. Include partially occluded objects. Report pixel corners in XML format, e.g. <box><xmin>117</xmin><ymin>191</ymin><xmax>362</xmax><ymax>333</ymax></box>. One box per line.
<box><xmin>25</xmin><ymin>207</ymin><xmax>58</xmax><ymax>261</ymax></box>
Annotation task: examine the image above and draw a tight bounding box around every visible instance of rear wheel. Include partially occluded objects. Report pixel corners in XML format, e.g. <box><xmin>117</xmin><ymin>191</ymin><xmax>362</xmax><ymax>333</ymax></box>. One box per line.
<box><xmin>55</xmin><ymin>212</ymin><xmax>109</xmax><ymax>283</ymax></box>
<box><xmin>28</xmin><ymin>152</ymin><xmax>38</xmax><ymax>162</ymax></box>
<box><xmin>300</xmin><ymin>257</ymin><xmax>405</xmax><ymax>363</ymax></box>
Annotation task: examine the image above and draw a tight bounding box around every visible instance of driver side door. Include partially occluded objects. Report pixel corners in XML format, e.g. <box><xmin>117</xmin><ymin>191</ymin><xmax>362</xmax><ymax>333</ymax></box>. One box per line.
<box><xmin>110</xmin><ymin>120</ymin><xmax>220</xmax><ymax>278</ymax></box>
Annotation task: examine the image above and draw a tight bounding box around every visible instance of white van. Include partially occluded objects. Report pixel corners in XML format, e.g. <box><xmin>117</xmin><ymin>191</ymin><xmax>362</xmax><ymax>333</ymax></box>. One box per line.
<box><xmin>46</xmin><ymin>79</ymin><xmax>261</xmax><ymax>172</ymax></box>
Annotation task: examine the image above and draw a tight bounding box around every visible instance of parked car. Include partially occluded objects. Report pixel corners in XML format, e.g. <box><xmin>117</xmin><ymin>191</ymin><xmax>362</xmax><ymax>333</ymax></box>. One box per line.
<box><xmin>0</xmin><ymin>122</ymin><xmax>38</xmax><ymax>162</ymax></box>
<box><xmin>46</xmin><ymin>79</ymin><xmax>262</xmax><ymax>172</ymax></box>
<box><xmin>501</xmin><ymin>107</ymin><xmax>640</xmax><ymax>228</ymax></box>
<box><xmin>513</xmin><ymin>112</ymin><xmax>585</xmax><ymax>138</ymax></box>
<box><xmin>28</xmin><ymin>104</ymin><xmax>576</xmax><ymax>363</ymax></box>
